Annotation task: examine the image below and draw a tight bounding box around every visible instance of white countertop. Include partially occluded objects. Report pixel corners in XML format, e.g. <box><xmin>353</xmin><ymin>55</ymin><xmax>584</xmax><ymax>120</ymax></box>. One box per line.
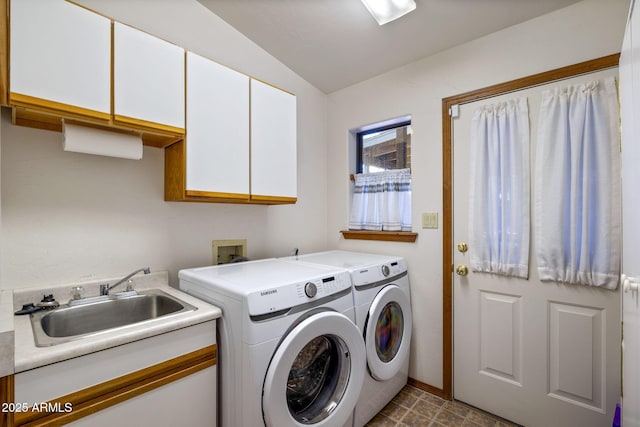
<box><xmin>12</xmin><ymin>271</ymin><xmax>221</xmax><ymax>373</ymax></box>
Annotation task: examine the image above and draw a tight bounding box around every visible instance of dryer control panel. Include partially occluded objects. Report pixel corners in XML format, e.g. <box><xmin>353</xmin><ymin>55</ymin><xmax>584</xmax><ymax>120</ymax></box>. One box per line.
<box><xmin>247</xmin><ymin>271</ymin><xmax>351</xmax><ymax>316</ymax></box>
<box><xmin>352</xmin><ymin>258</ymin><xmax>407</xmax><ymax>287</ymax></box>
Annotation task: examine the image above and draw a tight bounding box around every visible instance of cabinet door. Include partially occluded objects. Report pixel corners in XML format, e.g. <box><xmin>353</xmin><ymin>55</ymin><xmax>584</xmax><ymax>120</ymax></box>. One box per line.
<box><xmin>10</xmin><ymin>0</ymin><xmax>111</xmax><ymax>121</ymax></box>
<box><xmin>113</xmin><ymin>22</ymin><xmax>185</xmax><ymax>134</ymax></box>
<box><xmin>185</xmin><ymin>52</ymin><xmax>249</xmax><ymax>199</ymax></box>
<box><xmin>250</xmin><ymin>79</ymin><xmax>297</xmax><ymax>203</ymax></box>
<box><xmin>67</xmin><ymin>366</ymin><xmax>216</xmax><ymax>427</ymax></box>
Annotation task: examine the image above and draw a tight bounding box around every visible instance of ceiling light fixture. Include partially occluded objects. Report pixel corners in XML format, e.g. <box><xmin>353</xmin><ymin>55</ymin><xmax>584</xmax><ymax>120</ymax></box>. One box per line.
<box><xmin>360</xmin><ymin>0</ymin><xmax>416</xmax><ymax>25</ymax></box>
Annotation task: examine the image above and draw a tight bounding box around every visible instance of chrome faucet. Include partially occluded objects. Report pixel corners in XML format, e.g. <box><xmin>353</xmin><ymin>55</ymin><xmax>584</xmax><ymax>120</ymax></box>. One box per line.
<box><xmin>100</xmin><ymin>267</ymin><xmax>151</xmax><ymax>295</ymax></box>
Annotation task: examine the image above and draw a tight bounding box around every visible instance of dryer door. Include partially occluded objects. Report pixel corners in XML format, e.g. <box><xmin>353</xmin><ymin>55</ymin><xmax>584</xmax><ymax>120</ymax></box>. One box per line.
<box><xmin>262</xmin><ymin>310</ymin><xmax>365</xmax><ymax>427</ymax></box>
<box><xmin>364</xmin><ymin>284</ymin><xmax>412</xmax><ymax>381</ymax></box>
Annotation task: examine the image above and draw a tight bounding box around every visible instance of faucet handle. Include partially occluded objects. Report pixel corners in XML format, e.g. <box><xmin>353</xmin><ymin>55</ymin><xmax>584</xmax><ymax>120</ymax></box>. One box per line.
<box><xmin>100</xmin><ymin>283</ymin><xmax>110</xmax><ymax>296</ymax></box>
<box><xmin>70</xmin><ymin>286</ymin><xmax>85</xmax><ymax>300</ymax></box>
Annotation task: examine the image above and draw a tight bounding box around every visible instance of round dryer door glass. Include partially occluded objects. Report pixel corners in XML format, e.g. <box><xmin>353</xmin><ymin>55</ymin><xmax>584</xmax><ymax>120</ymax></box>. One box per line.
<box><xmin>365</xmin><ymin>285</ymin><xmax>412</xmax><ymax>381</ymax></box>
<box><xmin>375</xmin><ymin>301</ymin><xmax>404</xmax><ymax>363</ymax></box>
<box><xmin>262</xmin><ymin>310</ymin><xmax>365</xmax><ymax>427</ymax></box>
<box><xmin>286</xmin><ymin>335</ymin><xmax>350</xmax><ymax>424</ymax></box>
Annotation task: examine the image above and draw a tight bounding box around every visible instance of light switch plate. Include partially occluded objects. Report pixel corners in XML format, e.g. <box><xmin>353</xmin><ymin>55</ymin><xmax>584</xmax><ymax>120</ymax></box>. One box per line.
<box><xmin>422</xmin><ymin>212</ymin><xmax>438</xmax><ymax>229</ymax></box>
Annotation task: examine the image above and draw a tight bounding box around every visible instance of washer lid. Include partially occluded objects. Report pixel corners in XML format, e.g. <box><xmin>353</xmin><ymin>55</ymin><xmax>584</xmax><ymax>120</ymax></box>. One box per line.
<box><xmin>179</xmin><ymin>258</ymin><xmax>350</xmax><ymax>296</ymax></box>
<box><xmin>262</xmin><ymin>311</ymin><xmax>366</xmax><ymax>427</ymax></box>
<box><xmin>289</xmin><ymin>250</ymin><xmax>401</xmax><ymax>270</ymax></box>
<box><xmin>285</xmin><ymin>251</ymin><xmax>408</xmax><ymax>286</ymax></box>
<box><xmin>364</xmin><ymin>284</ymin><xmax>412</xmax><ymax>381</ymax></box>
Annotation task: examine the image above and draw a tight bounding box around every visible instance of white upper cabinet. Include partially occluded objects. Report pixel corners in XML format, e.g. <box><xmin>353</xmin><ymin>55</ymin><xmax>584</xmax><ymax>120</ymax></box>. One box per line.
<box><xmin>113</xmin><ymin>22</ymin><xmax>185</xmax><ymax>133</ymax></box>
<box><xmin>165</xmin><ymin>55</ymin><xmax>297</xmax><ymax>204</ymax></box>
<box><xmin>185</xmin><ymin>52</ymin><xmax>250</xmax><ymax>198</ymax></box>
<box><xmin>10</xmin><ymin>0</ymin><xmax>111</xmax><ymax>120</ymax></box>
<box><xmin>250</xmin><ymin>79</ymin><xmax>297</xmax><ymax>202</ymax></box>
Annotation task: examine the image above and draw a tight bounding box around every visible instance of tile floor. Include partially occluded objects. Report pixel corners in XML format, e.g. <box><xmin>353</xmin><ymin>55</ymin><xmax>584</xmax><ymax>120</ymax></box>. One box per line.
<box><xmin>366</xmin><ymin>385</ymin><xmax>520</xmax><ymax>427</ymax></box>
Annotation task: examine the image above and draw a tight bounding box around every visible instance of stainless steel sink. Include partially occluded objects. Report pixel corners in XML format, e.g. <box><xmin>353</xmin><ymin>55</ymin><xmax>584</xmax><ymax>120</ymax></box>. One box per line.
<box><xmin>30</xmin><ymin>289</ymin><xmax>197</xmax><ymax>347</ymax></box>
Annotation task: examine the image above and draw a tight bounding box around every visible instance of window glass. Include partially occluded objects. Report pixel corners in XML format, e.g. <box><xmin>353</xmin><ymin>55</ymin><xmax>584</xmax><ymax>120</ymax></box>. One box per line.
<box><xmin>358</xmin><ymin>123</ymin><xmax>411</xmax><ymax>173</ymax></box>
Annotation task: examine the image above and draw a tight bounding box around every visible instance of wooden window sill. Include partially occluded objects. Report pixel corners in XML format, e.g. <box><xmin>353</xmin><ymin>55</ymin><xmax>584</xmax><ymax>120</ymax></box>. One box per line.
<box><xmin>340</xmin><ymin>230</ymin><xmax>418</xmax><ymax>242</ymax></box>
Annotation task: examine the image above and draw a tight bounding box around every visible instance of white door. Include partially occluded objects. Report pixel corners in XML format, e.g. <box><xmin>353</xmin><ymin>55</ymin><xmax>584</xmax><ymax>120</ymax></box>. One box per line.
<box><xmin>453</xmin><ymin>69</ymin><xmax>621</xmax><ymax>426</ymax></box>
<box><xmin>262</xmin><ymin>311</ymin><xmax>365</xmax><ymax>427</ymax></box>
<box><xmin>620</xmin><ymin>2</ymin><xmax>640</xmax><ymax>425</ymax></box>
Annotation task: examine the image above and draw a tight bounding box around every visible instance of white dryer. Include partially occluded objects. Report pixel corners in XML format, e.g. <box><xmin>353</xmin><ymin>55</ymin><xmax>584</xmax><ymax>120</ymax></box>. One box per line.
<box><xmin>178</xmin><ymin>258</ymin><xmax>365</xmax><ymax>427</ymax></box>
<box><xmin>285</xmin><ymin>251</ymin><xmax>412</xmax><ymax>427</ymax></box>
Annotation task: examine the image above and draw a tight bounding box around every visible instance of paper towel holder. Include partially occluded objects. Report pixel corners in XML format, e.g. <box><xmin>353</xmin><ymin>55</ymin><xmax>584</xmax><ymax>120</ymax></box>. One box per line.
<box><xmin>62</xmin><ymin>119</ymin><xmax>144</xmax><ymax>160</ymax></box>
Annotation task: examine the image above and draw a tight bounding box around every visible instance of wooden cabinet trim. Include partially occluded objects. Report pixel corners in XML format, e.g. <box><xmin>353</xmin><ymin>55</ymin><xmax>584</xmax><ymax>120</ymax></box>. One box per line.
<box><xmin>186</xmin><ymin>190</ymin><xmax>250</xmax><ymax>201</ymax></box>
<box><xmin>340</xmin><ymin>230</ymin><xmax>418</xmax><ymax>243</ymax></box>
<box><xmin>10</xmin><ymin>93</ymin><xmax>112</xmax><ymax>123</ymax></box>
<box><xmin>250</xmin><ymin>195</ymin><xmax>297</xmax><ymax>204</ymax></box>
<box><xmin>11</xmin><ymin>108</ymin><xmax>182</xmax><ymax>149</ymax></box>
<box><xmin>113</xmin><ymin>114</ymin><xmax>184</xmax><ymax>136</ymax></box>
<box><xmin>13</xmin><ymin>344</ymin><xmax>216</xmax><ymax>427</ymax></box>
<box><xmin>164</xmin><ymin>138</ymin><xmax>187</xmax><ymax>200</ymax></box>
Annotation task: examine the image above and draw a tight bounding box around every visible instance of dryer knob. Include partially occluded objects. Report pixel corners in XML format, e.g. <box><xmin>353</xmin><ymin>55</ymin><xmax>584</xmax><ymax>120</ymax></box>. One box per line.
<box><xmin>304</xmin><ymin>282</ymin><xmax>318</xmax><ymax>298</ymax></box>
<box><xmin>381</xmin><ymin>265</ymin><xmax>391</xmax><ymax>277</ymax></box>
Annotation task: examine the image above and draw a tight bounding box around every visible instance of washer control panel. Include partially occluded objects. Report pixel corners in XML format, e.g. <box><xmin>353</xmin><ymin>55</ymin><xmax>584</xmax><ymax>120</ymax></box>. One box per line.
<box><xmin>247</xmin><ymin>271</ymin><xmax>351</xmax><ymax>316</ymax></box>
<box><xmin>352</xmin><ymin>258</ymin><xmax>407</xmax><ymax>287</ymax></box>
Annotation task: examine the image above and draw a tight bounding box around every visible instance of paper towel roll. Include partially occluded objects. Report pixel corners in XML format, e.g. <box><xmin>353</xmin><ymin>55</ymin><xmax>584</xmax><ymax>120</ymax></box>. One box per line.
<box><xmin>63</xmin><ymin>122</ymin><xmax>143</xmax><ymax>160</ymax></box>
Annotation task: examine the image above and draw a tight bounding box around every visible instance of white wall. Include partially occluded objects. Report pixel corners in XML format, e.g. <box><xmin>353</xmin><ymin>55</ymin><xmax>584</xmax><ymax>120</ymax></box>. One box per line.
<box><xmin>326</xmin><ymin>0</ymin><xmax>629</xmax><ymax>388</ymax></box>
<box><xmin>0</xmin><ymin>0</ymin><xmax>330</xmax><ymax>289</ymax></box>
<box><xmin>0</xmin><ymin>0</ymin><xmax>629</xmax><ymax>391</ymax></box>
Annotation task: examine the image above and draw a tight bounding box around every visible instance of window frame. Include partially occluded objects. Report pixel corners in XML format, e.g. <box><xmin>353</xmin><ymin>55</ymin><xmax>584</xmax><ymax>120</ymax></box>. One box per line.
<box><xmin>344</xmin><ymin>119</ymin><xmax>417</xmax><ymax>243</ymax></box>
<box><xmin>356</xmin><ymin>120</ymin><xmax>412</xmax><ymax>174</ymax></box>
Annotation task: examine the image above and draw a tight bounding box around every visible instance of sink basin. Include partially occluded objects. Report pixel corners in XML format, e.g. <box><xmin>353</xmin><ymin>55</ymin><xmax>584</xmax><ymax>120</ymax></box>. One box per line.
<box><xmin>30</xmin><ymin>289</ymin><xmax>197</xmax><ymax>347</ymax></box>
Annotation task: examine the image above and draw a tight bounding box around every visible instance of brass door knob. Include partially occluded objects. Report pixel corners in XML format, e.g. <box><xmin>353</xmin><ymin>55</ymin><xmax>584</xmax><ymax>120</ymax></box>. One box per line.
<box><xmin>456</xmin><ymin>265</ymin><xmax>469</xmax><ymax>276</ymax></box>
<box><xmin>457</xmin><ymin>242</ymin><xmax>468</xmax><ymax>253</ymax></box>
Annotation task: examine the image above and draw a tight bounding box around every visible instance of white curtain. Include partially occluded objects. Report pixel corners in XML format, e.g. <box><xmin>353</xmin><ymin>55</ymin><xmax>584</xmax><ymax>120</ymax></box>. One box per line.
<box><xmin>535</xmin><ymin>77</ymin><xmax>620</xmax><ymax>289</ymax></box>
<box><xmin>349</xmin><ymin>168</ymin><xmax>411</xmax><ymax>231</ymax></box>
<box><xmin>469</xmin><ymin>97</ymin><xmax>530</xmax><ymax>278</ymax></box>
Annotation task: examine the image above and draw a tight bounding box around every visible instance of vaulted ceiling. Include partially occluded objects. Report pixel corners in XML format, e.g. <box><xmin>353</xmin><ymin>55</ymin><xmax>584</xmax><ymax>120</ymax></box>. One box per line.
<box><xmin>198</xmin><ymin>0</ymin><xmax>583</xmax><ymax>93</ymax></box>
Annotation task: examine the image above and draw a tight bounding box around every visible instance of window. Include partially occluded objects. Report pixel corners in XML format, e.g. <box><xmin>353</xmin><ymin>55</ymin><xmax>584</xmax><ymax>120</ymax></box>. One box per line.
<box><xmin>342</xmin><ymin>119</ymin><xmax>416</xmax><ymax>242</ymax></box>
<box><xmin>357</xmin><ymin>122</ymin><xmax>412</xmax><ymax>173</ymax></box>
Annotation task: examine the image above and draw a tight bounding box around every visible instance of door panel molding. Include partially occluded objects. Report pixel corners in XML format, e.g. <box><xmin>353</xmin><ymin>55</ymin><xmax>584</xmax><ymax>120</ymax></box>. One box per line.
<box><xmin>548</xmin><ymin>302</ymin><xmax>605</xmax><ymax>412</ymax></box>
<box><xmin>479</xmin><ymin>292</ymin><xmax>522</xmax><ymax>386</ymax></box>
<box><xmin>440</xmin><ymin>53</ymin><xmax>620</xmax><ymax>400</ymax></box>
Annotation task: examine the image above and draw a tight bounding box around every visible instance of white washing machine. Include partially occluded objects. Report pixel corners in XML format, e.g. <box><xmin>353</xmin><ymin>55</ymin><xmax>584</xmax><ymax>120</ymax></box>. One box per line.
<box><xmin>285</xmin><ymin>251</ymin><xmax>412</xmax><ymax>427</ymax></box>
<box><xmin>178</xmin><ymin>258</ymin><xmax>366</xmax><ymax>427</ymax></box>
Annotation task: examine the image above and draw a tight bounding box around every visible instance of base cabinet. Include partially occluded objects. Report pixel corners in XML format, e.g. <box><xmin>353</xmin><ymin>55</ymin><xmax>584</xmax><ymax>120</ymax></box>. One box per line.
<box><xmin>12</xmin><ymin>321</ymin><xmax>217</xmax><ymax>427</ymax></box>
<box><xmin>67</xmin><ymin>365</ymin><xmax>216</xmax><ymax>427</ymax></box>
